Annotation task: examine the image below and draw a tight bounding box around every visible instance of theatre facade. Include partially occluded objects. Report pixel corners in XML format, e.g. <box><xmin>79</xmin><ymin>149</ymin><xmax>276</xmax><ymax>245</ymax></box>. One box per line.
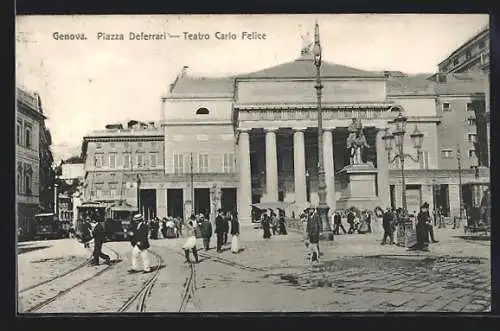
<box><xmin>82</xmin><ymin>47</ymin><xmax>489</xmax><ymax>223</ymax></box>
<box><xmin>160</xmin><ymin>50</ymin><xmax>487</xmax><ymax>223</ymax></box>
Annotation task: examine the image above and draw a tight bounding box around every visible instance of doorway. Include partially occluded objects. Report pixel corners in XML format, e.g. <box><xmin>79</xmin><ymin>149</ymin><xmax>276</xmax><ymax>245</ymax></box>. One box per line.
<box><xmin>195</xmin><ymin>188</ymin><xmax>210</xmax><ymax>218</ymax></box>
<box><xmin>139</xmin><ymin>189</ymin><xmax>157</xmax><ymax>220</ymax></box>
<box><xmin>435</xmin><ymin>184</ymin><xmax>450</xmax><ymax>216</ymax></box>
<box><xmin>221</xmin><ymin>188</ymin><xmax>237</xmax><ymax>213</ymax></box>
<box><xmin>167</xmin><ymin>189</ymin><xmax>183</xmax><ymax>219</ymax></box>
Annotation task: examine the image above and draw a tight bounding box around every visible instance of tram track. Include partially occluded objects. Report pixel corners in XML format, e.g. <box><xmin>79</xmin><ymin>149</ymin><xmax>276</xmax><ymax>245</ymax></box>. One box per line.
<box><xmin>198</xmin><ymin>251</ymin><xmax>267</xmax><ymax>272</ymax></box>
<box><xmin>22</xmin><ymin>246</ymin><xmax>121</xmax><ymax>313</ymax></box>
<box><xmin>179</xmin><ymin>259</ymin><xmax>196</xmax><ymax>312</ymax></box>
<box><xmin>118</xmin><ymin>250</ymin><xmax>164</xmax><ymax>312</ymax></box>
<box><xmin>19</xmin><ymin>247</ymin><xmax>94</xmax><ymax>294</ymax></box>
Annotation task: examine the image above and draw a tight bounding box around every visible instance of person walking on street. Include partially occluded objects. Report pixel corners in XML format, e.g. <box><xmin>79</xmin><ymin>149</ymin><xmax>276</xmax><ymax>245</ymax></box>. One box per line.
<box><xmin>222</xmin><ymin>211</ymin><xmax>231</xmax><ymax>246</ymax></box>
<box><xmin>78</xmin><ymin>216</ymin><xmax>93</xmax><ymax>249</ymax></box>
<box><xmin>333</xmin><ymin>211</ymin><xmax>347</xmax><ymax>235</ymax></box>
<box><xmin>199</xmin><ymin>215</ymin><xmax>213</xmax><ymax>251</ymax></box>
<box><xmin>306</xmin><ymin>208</ymin><xmax>321</xmax><ymax>263</ymax></box>
<box><xmin>215</xmin><ymin>209</ymin><xmax>226</xmax><ymax>253</ymax></box>
<box><xmin>261</xmin><ymin>209</ymin><xmax>272</xmax><ymax>239</ymax></box>
<box><xmin>411</xmin><ymin>204</ymin><xmax>431</xmax><ymax>251</ymax></box>
<box><xmin>128</xmin><ymin>214</ymin><xmax>152</xmax><ymax>274</ymax></box>
<box><xmin>230</xmin><ymin>211</ymin><xmax>240</xmax><ymax>254</ymax></box>
<box><xmin>346</xmin><ymin>210</ymin><xmax>356</xmax><ymax>234</ymax></box>
<box><xmin>278</xmin><ymin>211</ymin><xmax>287</xmax><ymax>235</ymax></box>
<box><xmin>381</xmin><ymin>208</ymin><xmax>395</xmax><ymax>245</ymax></box>
<box><xmin>271</xmin><ymin>210</ymin><xmax>278</xmax><ymax>235</ymax></box>
<box><xmin>182</xmin><ymin>216</ymin><xmax>199</xmax><ymax>263</ymax></box>
<box><xmin>421</xmin><ymin>202</ymin><xmax>438</xmax><ymax>243</ymax></box>
<box><xmin>89</xmin><ymin>218</ymin><xmax>111</xmax><ymax>266</ymax></box>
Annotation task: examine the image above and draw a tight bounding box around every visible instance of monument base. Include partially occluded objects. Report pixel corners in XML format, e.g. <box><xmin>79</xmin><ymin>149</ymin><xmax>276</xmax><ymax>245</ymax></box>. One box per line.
<box><xmin>337</xmin><ymin>163</ymin><xmax>380</xmax><ymax>210</ymax></box>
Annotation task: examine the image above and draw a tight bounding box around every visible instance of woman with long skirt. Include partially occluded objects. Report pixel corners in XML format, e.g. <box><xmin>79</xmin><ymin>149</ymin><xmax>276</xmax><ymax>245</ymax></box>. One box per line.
<box><xmin>230</xmin><ymin>212</ymin><xmax>240</xmax><ymax>253</ymax></box>
<box><xmin>262</xmin><ymin>211</ymin><xmax>272</xmax><ymax>239</ymax></box>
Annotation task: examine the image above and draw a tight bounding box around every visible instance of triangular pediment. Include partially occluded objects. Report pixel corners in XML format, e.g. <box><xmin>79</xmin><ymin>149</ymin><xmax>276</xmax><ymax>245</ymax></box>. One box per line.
<box><xmin>238</xmin><ymin>57</ymin><xmax>385</xmax><ymax>79</ymax></box>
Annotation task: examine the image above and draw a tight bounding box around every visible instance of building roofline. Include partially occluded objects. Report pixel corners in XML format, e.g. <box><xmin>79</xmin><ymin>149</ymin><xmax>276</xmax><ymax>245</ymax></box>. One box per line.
<box><xmin>438</xmin><ymin>25</ymin><xmax>489</xmax><ymax>67</ymax></box>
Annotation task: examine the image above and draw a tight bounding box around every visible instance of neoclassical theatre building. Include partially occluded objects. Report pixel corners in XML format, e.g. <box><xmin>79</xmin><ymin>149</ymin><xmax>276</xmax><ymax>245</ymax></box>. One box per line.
<box><xmin>82</xmin><ymin>45</ymin><xmax>489</xmax><ymax>223</ymax></box>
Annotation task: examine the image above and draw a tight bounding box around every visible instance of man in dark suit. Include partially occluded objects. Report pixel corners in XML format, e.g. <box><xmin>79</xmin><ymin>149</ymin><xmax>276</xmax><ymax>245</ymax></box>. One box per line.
<box><xmin>89</xmin><ymin>218</ymin><xmax>111</xmax><ymax>266</ymax></box>
<box><xmin>128</xmin><ymin>214</ymin><xmax>151</xmax><ymax>273</ymax></box>
<box><xmin>215</xmin><ymin>209</ymin><xmax>225</xmax><ymax>253</ymax></box>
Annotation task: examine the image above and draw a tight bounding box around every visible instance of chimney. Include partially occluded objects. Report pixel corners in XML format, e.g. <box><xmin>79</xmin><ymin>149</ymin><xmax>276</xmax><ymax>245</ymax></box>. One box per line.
<box><xmin>181</xmin><ymin>66</ymin><xmax>188</xmax><ymax>77</ymax></box>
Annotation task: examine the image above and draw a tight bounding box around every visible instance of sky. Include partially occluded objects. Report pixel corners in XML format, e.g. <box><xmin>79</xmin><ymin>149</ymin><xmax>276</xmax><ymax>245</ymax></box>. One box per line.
<box><xmin>15</xmin><ymin>14</ymin><xmax>489</xmax><ymax>162</ymax></box>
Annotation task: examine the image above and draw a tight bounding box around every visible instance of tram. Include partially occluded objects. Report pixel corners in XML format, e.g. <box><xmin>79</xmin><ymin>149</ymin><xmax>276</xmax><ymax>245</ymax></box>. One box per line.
<box><xmin>35</xmin><ymin>213</ymin><xmax>71</xmax><ymax>240</ymax></box>
<box><xmin>76</xmin><ymin>201</ymin><xmax>137</xmax><ymax>242</ymax></box>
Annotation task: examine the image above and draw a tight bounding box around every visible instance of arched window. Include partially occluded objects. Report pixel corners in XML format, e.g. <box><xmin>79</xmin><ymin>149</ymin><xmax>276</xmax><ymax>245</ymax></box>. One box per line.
<box><xmin>24</xmin><ymin>173</ymin><xmax>32</xmax><ymax>195</ymax></box>
<box><xmin>196</xmin><ymin>107</ymin><xmax>209</xmax><ymax>115</ymax></box>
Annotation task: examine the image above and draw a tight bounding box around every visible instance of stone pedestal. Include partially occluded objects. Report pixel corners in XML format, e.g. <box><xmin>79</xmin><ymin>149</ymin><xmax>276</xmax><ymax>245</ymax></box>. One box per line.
<box><xmin>337</xmin><ymin>163</ymin><xmax>379</xmax><ymax>210</ymax></box>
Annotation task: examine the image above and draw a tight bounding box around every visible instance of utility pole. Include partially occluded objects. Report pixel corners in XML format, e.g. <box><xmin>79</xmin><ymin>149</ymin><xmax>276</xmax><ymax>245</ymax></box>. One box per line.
<box><xmin>190</xmin><ymin>152</ymin><xmax>194</xmax><ymax>215</ymax></box>
<box><xmin>457</xmin><ymin>145</ymin><xmax>464</xmax><ymax>219</ymax></box>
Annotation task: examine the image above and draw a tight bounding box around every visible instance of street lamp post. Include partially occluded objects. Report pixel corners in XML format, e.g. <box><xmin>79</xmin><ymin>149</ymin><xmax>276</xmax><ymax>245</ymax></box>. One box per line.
<box><xmin>457</xmin><ymin>145</ymin><xmax>464</xmax><ymax>221</ymax></box>
<box><xmin>306</xmin><ymin>169</ymin><xmax>311</xmax><ymax>203</ymax></box>
<box><xmin>312</xmin><ymin>22</ymin><xmax>333</xmax><ymax>240</ymax></box>
<box><xmin>382</xmin><ymin>109</ymin><xmax>424</xmax><ymax>215</ymax></box>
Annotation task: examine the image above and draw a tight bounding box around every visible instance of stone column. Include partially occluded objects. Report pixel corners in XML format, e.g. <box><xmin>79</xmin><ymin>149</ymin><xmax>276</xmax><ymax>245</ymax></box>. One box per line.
<box><xmin>264</xmin><ymin>128</ymin><xmax>279</xmax><ymax>202</ymax></box>
<box><xmin>156</xmin><ymin>188</ymin><xmax>167</xmax><ymax>218</ymax></box>
<box><xmin>376</xmin><ymin>128</ymin><xmax>391</xmax><ymax>208</ymax></box>
<box><xmin>293</xmin><ymin>128</ymin><xmax>307</xmax><ymax>205</ymax></box>
<box><xmin>448</xmin><ymin>183</ymin><xmax>461</xmax><ymax>217</ymax></box>
<box><xmin>323</xmin><ymin>128</ymin><xmax>336</xmax><ymax>212</ymax></box>
<box><xmin>237</xmin><ymin>129</ymin><xmax>252</xmax><ymax>223</ymax></box>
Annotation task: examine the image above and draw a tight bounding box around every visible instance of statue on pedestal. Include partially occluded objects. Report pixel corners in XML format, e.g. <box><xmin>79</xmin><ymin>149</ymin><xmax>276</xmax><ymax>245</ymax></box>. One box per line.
<box><xmin>346</xmin><ymin>118</ymin><xmax>370</xmax><ymax>165</ymax></box>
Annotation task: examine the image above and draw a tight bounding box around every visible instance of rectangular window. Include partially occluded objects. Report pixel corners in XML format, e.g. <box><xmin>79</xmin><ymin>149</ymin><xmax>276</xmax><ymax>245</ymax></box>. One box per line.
<box><xmin>109</xmin><ymin>153</ymin><xmax>116</xmax><ymax>168</ymax></box>
<box><xmin>150</xmin><ymin>153</ymin><xmax>157</xmax><ymax>168</ymax></box>
<box><xmin>468</xmin><ymin>134</ymin><xmax>477</xmax><ymax>143</ymax></box>
<box><xmin>173</xmin><ymin>153</ymin><xmax>184</xmax><ymax>174</ymax></box>
<box><xmin>123</xmin><ymin>153</ymin><xmax>131</xmax><ymax>168</ymax></box>
<box><xmin>24</xmin><ymin>173</ymin><xmax>32</xmax><ymax>195</ymax></box>
<box><xmin>442</xmin><ymin>149</ymin><xmax>453</xmax><ymax>158</ymax></box>
<box><xmin>25</xmin><ymin>123</ymin><xmax>32</xmax><ymax>148</ymax></box>
<box><xmin>198</xmin><ymin>153</ymin><xmax>209</xmax><ymax>173</ymax></box>
<box><xmin>94</xmin><ymin>155</ymin><xmax>103</xmax><ymax>168</ymax></box>
<box><xmin>466</xmin><ymin>103</ymin><xmax>474</xmax><ymax>112</ymax></box>
<box><xmin>223</xmin><ymin>153</ymin><xmax>234</xmax><ymax>173</ymax></box>
<box><xmin>137</xmin><ymin>153</ymin><xmax>144</xmax><ymax>168</ymax></box>
<box><xmin>16</xmin><ymin>121</ymin><xmax>22</xmax><ymax>145</ymax></box>
<box><xmin>17</xmin><ymin>172</ymin><xmax>22</xmax><ymax>194</ymax></box>
<box><xmin>467</xmin><ymin>119</ymin><xmax>476</xmax><ymax>126</ymax></box>
<box><xmin>96</xmin><ymin>190</ymin><xmax>102</xmax><ymax>199</ymax></box>
<box><xmin>419</xmin><ymin>151</ymin><xmax>429</xmax><ymax>169</ymax></box>
<box><xmin>442</xmin><ymin>103</ymin><xmax>451</xmax><ymax>112</ymax></box>
<box><xmin>110</xmin><ymin>189</ymin><xmax>117</xmax><ymax>198</ymax></box>
<box><xmin>468</xmin><ymin>150</ymin><xmax>476</xmax><ymax>159</ymax></box>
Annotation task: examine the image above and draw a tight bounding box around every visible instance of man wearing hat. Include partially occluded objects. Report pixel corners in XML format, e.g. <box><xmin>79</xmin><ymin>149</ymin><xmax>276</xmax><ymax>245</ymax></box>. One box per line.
<box><xmin>215</xmin><ymin>209</ymin><xmax>226</xmax><ymax>253</ymax></box>
<box><xmin>128</xmin><ymin>214</ymin><xmax>151</xmax><ymax>273</ymax></box>
<box><xmin>90</xmin><ymin>218</ymin><xmax>111</xmax><ymax>266</ymax></box>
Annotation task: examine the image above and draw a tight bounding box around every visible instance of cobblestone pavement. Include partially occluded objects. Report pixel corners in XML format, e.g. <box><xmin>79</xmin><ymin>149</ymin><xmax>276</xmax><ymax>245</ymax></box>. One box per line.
<box><xmin>181</xmin><ymin>225</ymin><xmax>491</xmax><ymax>312</ymax></box>
<box><xmin>17</xmin><ymin>225</ymin><xmax>491</xmax><ymax>313</ymax></box>
<box><xmin>17</xmin><ymin>239</ymin><xmax>91</xmax><ymax>292</ymax></box>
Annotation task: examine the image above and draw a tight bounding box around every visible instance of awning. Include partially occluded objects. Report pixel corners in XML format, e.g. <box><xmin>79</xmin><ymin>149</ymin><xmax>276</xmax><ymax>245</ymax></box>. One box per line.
<box><xmin>250</xmin><ymin>201</ymin><xmax>294</xmax><ymax>210</ymax></box>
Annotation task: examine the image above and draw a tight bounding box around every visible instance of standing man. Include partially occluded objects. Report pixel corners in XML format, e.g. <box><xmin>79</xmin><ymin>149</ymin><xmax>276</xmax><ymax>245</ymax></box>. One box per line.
<box><xmin>89</xmin><ymin>218</ymin><xmax>111</xmax><ymax>266</ymax></box>
<box><xmin>128</xmin><ymin>214</ymin><xmax>151</xmax><ymax>274</ymax></box>
<box><xmin>198</xmin><ymin>214</ymin><xmax>213</xmax><ymax>251</ymax></box>
<box><xmin>215</xmin><ymin>209</ymin><xmax>225</xmax><ymax>253</ymax></box>
<box><xmin>333</xmin><ymin>211</ymin><xmax>347</xmax><ymax>235</ymax></box>
<box><xmin>381</xmin><ymin>208</ymin><xmax>395</xmax><ymax>245</ymax></box>
<box><xmin>223</xmin><ymin>211</ymin><xmax>231</xmax><ymax>246</ymax></box>
<box><xmin>306</xmin><ymin>208</ymin><xmax>321</xmax><ymax>263</ymax></box>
